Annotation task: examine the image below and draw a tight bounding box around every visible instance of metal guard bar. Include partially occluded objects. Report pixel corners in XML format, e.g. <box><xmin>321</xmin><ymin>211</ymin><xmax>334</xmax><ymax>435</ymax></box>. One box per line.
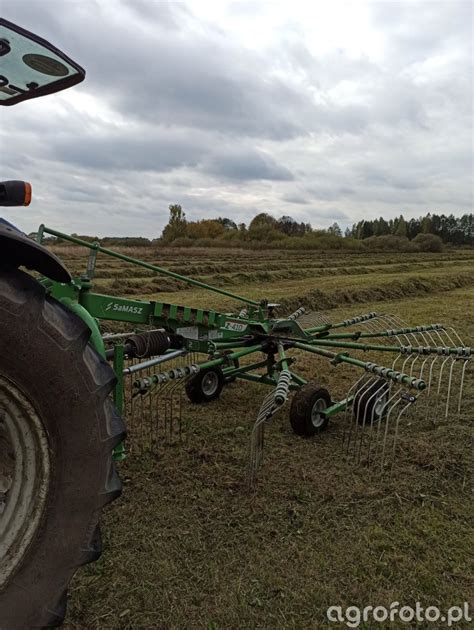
<box><xmin>39</xmin><ymin>226</ymin><xmax>260</xmax><ymax>307</ymax></box>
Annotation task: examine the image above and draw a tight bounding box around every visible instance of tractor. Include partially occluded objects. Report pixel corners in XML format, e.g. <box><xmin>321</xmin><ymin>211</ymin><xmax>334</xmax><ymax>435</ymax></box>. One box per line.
<box><xmin>0</xmin><ymin>19</ymin><xmax>125</xmax><ymax>628</ymax></box>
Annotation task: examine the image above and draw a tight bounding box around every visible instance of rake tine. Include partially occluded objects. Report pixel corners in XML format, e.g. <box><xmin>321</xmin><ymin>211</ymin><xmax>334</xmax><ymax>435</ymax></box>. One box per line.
<box><xmin>249</xmin><ymin>390</ymin><xmax>276</xmax><ymax>486</ymax></box>
<box><xmin>447</xmin><ymin>326</ymin><xmax>465</xmax><ymax>346</ymax></box>
<box><xmin>346</xmin><ymin>377</ymin><xmax>371</xmax><ymax>459</ymax></box>
<box><xmin>445</xmin><ymin>358</ymin><xmax>457</xmax><ymax>421</ymax></box>
<box><xmin>424</xmin><ymin>355</ymin><xmax>441</xmax><ymax>424</ymax></box>
<box><xmin>342</xmin><ymin>373</ymin><xmax>368</xmax><ymax>452</ymax></box>
<box><xmin>386</xmin><ymin>316</ymin><xmax>446</xmax><ymax>419</ymax></box>
<box><xmin>372</xmin><ymin>387</ymin><xmax>402</xmax><ymax>463</ymax></box>
<box><xmin>457</xmin><ymin>359</ymin><xmax>470</xmax><ymax>415</ymax></box>
<box><xmin>379</xmin><ymin>393</ymin><xmax>405</xmax><ymax>469</ymax></box>
<box><xmin>366</xmin><ymin>381</ymin><xmax>394</xmax><ymax>466</ymax></box>
<box><xmin>374</xmin><ymin>314</ymin><xmax>411</xmax><ymax>345</ymax></box>
<box><xmin>355</xmin><ymin>378</ymin><xmax>387</xmax><ymax>464</ymax></box>
<box><xmin>389</xmin><ymin>391</ymin><xmax>419</xmax><ymax>472</ymax></box>
<box><xmin>299</xmin><ymin>310</ymin><xmax>331</xmax><ymax>328</ymax></box>
<box><xmin>248</xmin><ymin>369</ymin><xmax>292</xmax><ymax>487</ymax></box>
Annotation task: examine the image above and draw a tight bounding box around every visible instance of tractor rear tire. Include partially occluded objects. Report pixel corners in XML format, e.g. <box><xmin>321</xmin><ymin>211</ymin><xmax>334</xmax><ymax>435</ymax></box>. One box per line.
<box><xmin>0</xmin><ymin>270</ymin><xmax>126</xmax><ymax>628</ymax></box>
<box><xmin>290</xmin><ymin>383</ymin><xmax>331</xmax><ymax>436</ymax></box>
<box><xmin>185</xmin><ymin>367</ymin><xmax>225</xmax><ymax>403</ymax></box>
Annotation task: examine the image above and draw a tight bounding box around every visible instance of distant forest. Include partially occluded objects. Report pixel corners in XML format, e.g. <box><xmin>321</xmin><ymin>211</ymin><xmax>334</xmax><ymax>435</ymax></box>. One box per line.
<box><xmin>156</xmin><ymin>206</ymin><xmax>473</xmax><ymax>251</ymax></box>
<box><xmin>46</xmin><ymin>207</ymin><xmax>473</xmax><ymax>251</ymax></box>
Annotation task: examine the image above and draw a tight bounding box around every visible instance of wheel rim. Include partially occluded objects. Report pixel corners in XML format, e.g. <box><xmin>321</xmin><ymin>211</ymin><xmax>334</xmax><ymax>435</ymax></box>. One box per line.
<box><xmin>202</xmin><ymin>371</ymin><xmax>219</xmax><ymax>396</ymax></box>
<box><xmin>311</xmin><ymin>397</ymin><xmax>327</xmax><ymax>428</ymax></box>
<box><xmin>0</xmin><ymin>375</ymin><xmax>50</xmax><ymax>589</ymax></box>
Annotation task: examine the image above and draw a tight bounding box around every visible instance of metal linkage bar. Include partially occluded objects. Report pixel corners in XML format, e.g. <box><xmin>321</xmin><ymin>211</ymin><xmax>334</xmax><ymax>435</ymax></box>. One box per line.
<box><xmin>134</xmin><ymin>344</ymin><xmax>263</xmax><ymax>395</ymax></box>
<box><xmin>123</xmin><ymin>350</ymin><xmax>187</xmax><ymax>375</ymax></box>
<box><xmin>40</xmin><ymin>225</ymin><xmax>260</xmax><ymax>307</ymax></box>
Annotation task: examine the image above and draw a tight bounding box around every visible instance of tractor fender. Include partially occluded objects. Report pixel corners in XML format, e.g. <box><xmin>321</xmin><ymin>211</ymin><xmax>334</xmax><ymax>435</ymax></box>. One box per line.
<box><xmin>0</xmin><ymin>220</ymin><xmax>71</xmax><ymax>282</ymax></box>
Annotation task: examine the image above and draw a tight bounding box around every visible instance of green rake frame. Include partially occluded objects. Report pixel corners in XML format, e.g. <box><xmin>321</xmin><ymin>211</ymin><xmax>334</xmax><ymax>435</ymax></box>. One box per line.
<box><xmin>36</xmin><ymin>226</ymin><xmax>472</xmax><ymax>482</ymax></box>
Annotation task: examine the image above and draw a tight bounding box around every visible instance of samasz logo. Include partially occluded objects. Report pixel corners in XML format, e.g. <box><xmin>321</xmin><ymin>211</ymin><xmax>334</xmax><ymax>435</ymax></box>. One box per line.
<box><xmin>105</xmin><ymin>301</ymin><xmax>143</xmax><ymax>315</ymax></box>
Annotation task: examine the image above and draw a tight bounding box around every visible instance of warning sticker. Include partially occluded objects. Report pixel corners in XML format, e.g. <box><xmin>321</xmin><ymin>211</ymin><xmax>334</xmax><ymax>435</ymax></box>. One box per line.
<box><xmin>208</xmin><ymin>330</ymin><xmax>223</xmax><ymax>340</ymax></box>
<box><xmin>176</xmin><ymin>326</ymin><xmax>199</xmax><ymax>340</ymax></box>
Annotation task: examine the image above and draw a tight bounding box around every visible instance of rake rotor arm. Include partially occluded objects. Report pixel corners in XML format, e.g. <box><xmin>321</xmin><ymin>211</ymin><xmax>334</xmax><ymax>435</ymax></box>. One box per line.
<box><xmin>311</xmin><ymin>323</ymin><xmax>447</xmax><ymax>341</ymax></box>
<box><xmin>303</xmin><ymin>337</ymin><xmax>471</xmax><ymax>358</ymax></box>
<box><xmin>303</xmin><ymin>311</ymin><xmax>379</xmax><ymax>334</ymax></box>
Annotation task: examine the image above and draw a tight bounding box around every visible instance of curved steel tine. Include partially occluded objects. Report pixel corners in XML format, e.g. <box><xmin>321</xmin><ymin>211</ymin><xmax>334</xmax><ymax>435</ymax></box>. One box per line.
<box><xmin>391</xmin><ymin>353</ymin><xmax>401</xmax><ymax>369</ymax></box>
<box><xmin>368</xmin><ymin>316</ymin><xmax>407</xmax><ymax>371</ymax></box>
<box><xmin>445</xmin><ymin>358</ymin><xmax>458</xmax><ymax>420</ymax></box>
<box><xmin>400</xmin><ymin>353</ymin><xmax>414</xmax><ymax>376</ymax></box>
<box><xmin>431</xmin><ymin>355</ymin><xmax>450</xmax><ymax>422</ymax></box>
<box><xmin>348</xmin><ymin>376</ymin><xmax>373</xmax><ymax>459</ymax></box>
<box><xmin>457</xmin><ymin>359</ymin><xmax>470</xmax><ymax>415</ymax></box>
<box><xmin>367</xmin><ymin>380</ymin><xmax>395</xmax><ymax>465</ymax></box>
<box><xmin>248</xmin><ymin>389</ymin><xmax>278</xmax><ymax>487</ymax></box>
<box><xmin>343</xmin><ymin>373</ymin><xmax>369</xmax><ymax>453</ymax></box>
<box><xmin>380</xmin><ymin>393</ymin><xmax>405</xmax><ymax>470</ymax></box>
<box><xmin>447</xmin><ymin>326</ymin><xmax>464</xmax><ymax>346</ymax></box>
<box><xmin>389</xmin><ymin>392</ymin><xmax>420</xmax><ymax>472</ymax></box>
<box><xmin>437</xmin><ymin>356</ymin><xmax>451</xmax><ymax>395</ymax></box>
<box><xmin>299</xmin><ymin>311</ymin><xmax>331</xmax><ymax>328</ymax></box>
<box><xmin>424</xmin><ymin>355</ymin><xmax>440</xmax><ymax>424</ymax></box>
<box><xmin>378</xmin><ymin>314</ymin><xmax>412</xmax><ymax>345</ymax></box>
<box><xmin>436</xmin><ymin>327</ymin><xmax>457</xmax><ymax>348</ymax></box>
<box><xmin>354</xmin><ymin>378</ymin><xmax>387</xmax><ymax>464</ymax></box>
<box><xmin>372</xmin><ymin>387</ymin><xmax>402</xmax><ymax>463</ymax></box>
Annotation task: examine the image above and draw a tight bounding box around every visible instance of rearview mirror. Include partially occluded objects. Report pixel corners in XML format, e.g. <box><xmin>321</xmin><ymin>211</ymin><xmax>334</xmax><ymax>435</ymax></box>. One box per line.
<box><xmin>0</xmin><ymin>18</ymin><xmax>85</xmax><ymax>106</ymax></box>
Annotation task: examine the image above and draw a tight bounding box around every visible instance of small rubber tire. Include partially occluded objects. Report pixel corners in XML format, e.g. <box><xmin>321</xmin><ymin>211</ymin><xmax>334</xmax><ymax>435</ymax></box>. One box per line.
<box><xmin>0</xmin><ymin>270</ymin><xmax>126</xmax><ymax>628</ymax></box>
<box><xmin>185</xmin><ymin>367</ymin><xmax>225</xmax><ymax>403</ymax></box>
<box><xmin>290</xmin><ymin>383</ymin><xmax>331</xmax><ymax>437</ymax></box>
<box><xmin>353</xmin><ymin>377</ymin><xmax>390</xmax><ymax>426</ymax></box>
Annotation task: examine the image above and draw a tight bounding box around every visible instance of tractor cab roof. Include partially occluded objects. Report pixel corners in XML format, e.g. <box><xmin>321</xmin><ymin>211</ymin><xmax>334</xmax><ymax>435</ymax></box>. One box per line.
<box><xmin>0</xmin><ymin>18</ymin><xmax>84</xmax><ymax>106</ymax></box>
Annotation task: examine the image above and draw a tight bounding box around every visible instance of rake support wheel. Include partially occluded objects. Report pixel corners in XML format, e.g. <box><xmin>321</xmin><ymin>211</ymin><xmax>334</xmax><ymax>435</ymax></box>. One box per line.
<box><xmin>0</xmin><ymin>270</ymin><xmax>125</xmax><ymax>628</ymax></box>
<box><xmin>290</xmin><ymin>383</ymin><xmax>331</xmax><ymax>436</ymax></box>
<box><xmin>185</xmin><ymin>366</ymin><xmax>225</xmax><ymax>403</ymax></box>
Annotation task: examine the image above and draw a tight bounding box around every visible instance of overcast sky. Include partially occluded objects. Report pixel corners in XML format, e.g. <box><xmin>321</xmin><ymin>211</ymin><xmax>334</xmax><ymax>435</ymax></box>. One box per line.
<box><xmin>1</xmin><ymin>0</ymin><xmax>472</xmax><ymax>237</ymax></box>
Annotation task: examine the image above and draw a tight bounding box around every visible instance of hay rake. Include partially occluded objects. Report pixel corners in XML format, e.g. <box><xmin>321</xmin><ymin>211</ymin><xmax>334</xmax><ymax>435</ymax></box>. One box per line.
<box><xmin>36</xmin><ymin>226</ymin><xmax>471</xmax><ymax>484</ymax></box>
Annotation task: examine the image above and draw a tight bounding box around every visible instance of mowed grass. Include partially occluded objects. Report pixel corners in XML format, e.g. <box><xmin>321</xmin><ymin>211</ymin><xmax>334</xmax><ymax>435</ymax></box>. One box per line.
<box><xmin>55</xmin><ymin>244</ymin><xmax>474</xmax><ymax>629</ymax></box>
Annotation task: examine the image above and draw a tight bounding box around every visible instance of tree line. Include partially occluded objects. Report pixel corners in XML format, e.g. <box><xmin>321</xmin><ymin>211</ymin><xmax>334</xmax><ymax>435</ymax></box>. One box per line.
<box><xmin>160</xmin><ymin>205</ymin><xmax>473</xmax><ymax>251</ymax></box>
<box><xmin>349</xmin><ymin>213</ymin><xmax>473</xmax><ymax>246</ymax></box>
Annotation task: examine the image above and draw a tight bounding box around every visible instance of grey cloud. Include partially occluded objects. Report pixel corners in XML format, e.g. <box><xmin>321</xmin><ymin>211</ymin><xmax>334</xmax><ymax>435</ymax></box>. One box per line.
<box><xmin>3</xmin><ymin>1</ymin><xmax>313</xmax><ymax>141</ymax></box>
<box><xmin>0</xmin><ymin>0</ymin><xmax>471</xmax><ymax>238</ymax></box>
<box><xmin>50</xmin><ymin>129</ymin><xmax>204</xmax><ymax>172</ymax></box>
<box><xmin>120</xmin><ymin>0</ymin><xmax>191</xmax><ymax>27</ymax></box>
<box><xmin>281</xmin><ymin>194</ymin><xmax>309</xmax><ymax>205</ymax></box>
<box><xmin>204</xmin><ymin>149</ymin><xmax>294</xmax><ymax>181</ymax></box>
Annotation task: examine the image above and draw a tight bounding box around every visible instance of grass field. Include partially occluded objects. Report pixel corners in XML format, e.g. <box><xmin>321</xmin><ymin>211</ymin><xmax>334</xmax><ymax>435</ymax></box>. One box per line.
<box><xmin>53</xmin><ymin>244</ymin><xmax>474</xmax><ymax>629</ymax></box>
